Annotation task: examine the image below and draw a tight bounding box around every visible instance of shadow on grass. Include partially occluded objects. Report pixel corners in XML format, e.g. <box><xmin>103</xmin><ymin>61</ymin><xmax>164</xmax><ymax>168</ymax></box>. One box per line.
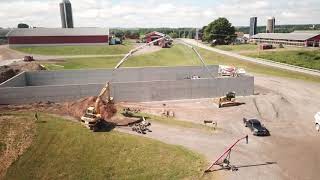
<box><xmin>207</xmin><ymin>161</ymin><xmax>277</xmax><ymax>172</ymax></box>
<box><xmin>94</xmin><ymin>121</ymin><xmax>117</xmax><ymax>132</ymax></box>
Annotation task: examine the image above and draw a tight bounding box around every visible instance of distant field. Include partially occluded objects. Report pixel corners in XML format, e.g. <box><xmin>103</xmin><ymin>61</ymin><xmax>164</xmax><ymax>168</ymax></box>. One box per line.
<box><xmin>13</xmin><ymin>41</ymin><xmax>133</xmax><ymax>56</ymax></box>
<box><xmin>43</xmin><ymin>44</ymin><xmax>200</xmax><ymax>70</ymax></box>
<box><xmin>43</xmin><ymin>44</ymin><xmax>320</xmax><ymax>82</ymax></box>
<box><xmin>3</xmin><ymin>112</ymin><xmax>206</xmax><ymax>179</ymax></box>
<box><xmin>215</xmin><ymin>44</ymin><xmax>258</xmax><ymax>52</ymax></box>
<box><xmin>244</xmin><ymin>50</ymin><xmax>320</xmax><ymax>70</ymax></box>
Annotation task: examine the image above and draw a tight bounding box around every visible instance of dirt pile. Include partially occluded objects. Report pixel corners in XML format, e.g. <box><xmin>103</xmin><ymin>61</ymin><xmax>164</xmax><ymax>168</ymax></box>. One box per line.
<box><xmin>64</xmin><ymin>96</ymin><xmax>117</xmax><ymax>120</ymax></box>
<box><xmin>0</xmin><ymin>62</ymin><xmax>46</xmax><ymax>83</ymax></box>
<box><xmin>13</xmin><ymin>62</ymin><xmax>46</xmax><ymax>72</ymax></box>
<box><xmin>0</xmin><ymin>66</ymin><xmax>19</xmax><ymax>83</ymax></box>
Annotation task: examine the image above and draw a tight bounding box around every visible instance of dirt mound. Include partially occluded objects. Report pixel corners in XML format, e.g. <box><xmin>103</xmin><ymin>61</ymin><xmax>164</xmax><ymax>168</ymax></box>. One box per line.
<box><xmin>64</xmin><ymin>96</ymin><xmax>117</xmax><ymax>121</ymax></box>
<box><xmin>0</xmin><ymin>66</ymin><xmax>19</xmax><ymax>83</ymax></box>
<box><xmin>13</xmin><ymin>62</ymin><xmax>46</xmax><ymax>72</ymax></box>
<box><xmin>0</xmin><ymin>62</ymin><xmax>46</xmax><ymax>84</ymax></box>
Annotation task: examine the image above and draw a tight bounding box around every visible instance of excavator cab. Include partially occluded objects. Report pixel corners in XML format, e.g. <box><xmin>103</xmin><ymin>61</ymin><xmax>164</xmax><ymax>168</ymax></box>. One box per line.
<box><xmin>81</xmin><ymin>82</ymin><xmax>111</xmax><ymax>131</ymax></box>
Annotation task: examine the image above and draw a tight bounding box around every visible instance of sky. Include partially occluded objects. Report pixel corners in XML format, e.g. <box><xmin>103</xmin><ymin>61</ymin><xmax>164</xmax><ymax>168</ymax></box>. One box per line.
<box><xmin>0</xmin><ymin>0</ymin><xmax>319</xmax><ymax>28</ymax></box>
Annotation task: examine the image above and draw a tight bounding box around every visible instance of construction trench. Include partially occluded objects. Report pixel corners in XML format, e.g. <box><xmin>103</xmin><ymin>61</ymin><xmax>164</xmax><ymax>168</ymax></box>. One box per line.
<box><xmin>0</xmin><ymin>65</ymin><xmax>254</xmax><ymax>104</ymax></box>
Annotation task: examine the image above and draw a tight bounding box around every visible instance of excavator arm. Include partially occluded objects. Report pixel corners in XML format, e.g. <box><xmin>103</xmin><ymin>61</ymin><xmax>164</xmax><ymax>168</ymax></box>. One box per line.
<box><xmin>94</xmin><ymin>82</ymin><xmax>111</xmax><ymax>115</ymax></box>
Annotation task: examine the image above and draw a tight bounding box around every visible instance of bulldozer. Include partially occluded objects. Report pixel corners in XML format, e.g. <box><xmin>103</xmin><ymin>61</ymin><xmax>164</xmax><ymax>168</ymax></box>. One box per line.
<box><xmin>218</xmin><ymin>91</ymin><xmax>237</xmax><ymax>108</ymax></box>
<box><xmin>80</xmin><ymin>82</ymin><xmax>112</xmax><ymax>131</ymax></box>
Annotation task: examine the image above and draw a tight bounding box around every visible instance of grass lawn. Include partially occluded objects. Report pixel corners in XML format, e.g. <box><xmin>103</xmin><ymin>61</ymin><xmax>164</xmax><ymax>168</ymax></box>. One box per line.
<box><xmin>3</xmin><ymin>112</ymin><xmax>207</xmax><ymax>179</ymax></box>
<box><xmin>215</xmin><ymin>44</ymin><xmax>258</xmax><ymax>52</ymax></box>
<box><xmin>42</xmin><ymin>44</ymin><xmax>320</xmax><ymax>83</ymax></box>
<box><xmin>13</xmin><ymin>41</ymin><xmax>133</xmax><ymax>56</ymax></box>
<box><xmin>43</xmin><ymin>44</ymin><xmax>200</xmax><ymax>70</ymax></box>
<box><xmin>244</xmin><ymin>50</ymin><xmax>320</xmax><ymax>70</ymax></box>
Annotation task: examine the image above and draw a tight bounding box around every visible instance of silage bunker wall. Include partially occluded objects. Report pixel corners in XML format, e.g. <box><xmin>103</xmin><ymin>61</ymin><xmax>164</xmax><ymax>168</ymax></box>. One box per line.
<box><xmin>24</xmin><ymin>65</ymin><xmax>220</xmax><ymax>86</ymax></box>
<box><xmin>0</xmin><ymin>66</ymin><xmax>254</xmax><ymax>105</ymax></box>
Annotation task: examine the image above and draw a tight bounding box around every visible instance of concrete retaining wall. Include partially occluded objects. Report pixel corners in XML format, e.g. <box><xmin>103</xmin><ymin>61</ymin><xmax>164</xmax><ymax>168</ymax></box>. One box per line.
<box><xmin>24</xmin><ymin>65</ymin><xmax>219</xmax><ymax>86</ymax></box>
<box><xmin>0</xmin><ymin>66</ymin><xmax>254</xmax><ymax>105</ymax></box>
<box><xmin>0</xmin><ymin>77</ymin><xmax>254</xmax><ymax>104</ymax></box>
<box><xmin>0</xmin><ymin>72</ymin><xmax>26</xmax><ymax>87</ymax></box>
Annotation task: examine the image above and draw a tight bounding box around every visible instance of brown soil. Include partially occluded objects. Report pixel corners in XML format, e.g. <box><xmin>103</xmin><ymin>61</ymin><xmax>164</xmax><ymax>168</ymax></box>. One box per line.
<box><xmin>0</xmin><ymin>96</ymin><xmax>140</xmax><ymax>126</ymax></box>
<box><xmin>64</xmin><ymin>96</ymin><xmax>117</xmax><ymax>120</ymax></box>
<box><xmin>0</xmin><ymin>62</ymin><xmax>46</xmax><ymax>83</ymax></box>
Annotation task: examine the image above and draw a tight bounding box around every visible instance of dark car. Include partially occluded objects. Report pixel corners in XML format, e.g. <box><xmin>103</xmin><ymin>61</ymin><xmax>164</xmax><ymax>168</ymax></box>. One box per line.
<box><xmin>243</xmin><ymin>118</ymin><xmax>270</xmax><ymax>136</ymax></box>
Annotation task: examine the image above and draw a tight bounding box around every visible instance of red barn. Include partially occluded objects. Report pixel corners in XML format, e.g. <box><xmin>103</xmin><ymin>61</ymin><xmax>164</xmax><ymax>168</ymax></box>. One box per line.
<box><xmin>6</xmin><ymin>27</ymin><xmax>109</xmax><ymax>47</ymax></box>
<box><xmin>145</xmin><ymin>31</ymin><xmax>165</xmax><ymax>44</ymax></box>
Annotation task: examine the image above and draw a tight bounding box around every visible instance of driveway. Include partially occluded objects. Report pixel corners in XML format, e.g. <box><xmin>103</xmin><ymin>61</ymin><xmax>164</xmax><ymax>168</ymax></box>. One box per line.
<box><xmin>0</xmin><ymin>45</ymin><xmax>125</xmax><ymax>66</ymax></box>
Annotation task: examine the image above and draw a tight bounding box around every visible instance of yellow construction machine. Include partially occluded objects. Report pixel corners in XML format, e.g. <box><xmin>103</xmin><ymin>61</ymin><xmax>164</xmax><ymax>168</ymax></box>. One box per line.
<box><xmin>80</xmin><ymin>82</ymin><xmax>112</xmax><ymax>131</ymax></box>
<box><xmin>218</xmin><ymin>91</ymin><xmax>237</xmax><ymax>108</ymax></box>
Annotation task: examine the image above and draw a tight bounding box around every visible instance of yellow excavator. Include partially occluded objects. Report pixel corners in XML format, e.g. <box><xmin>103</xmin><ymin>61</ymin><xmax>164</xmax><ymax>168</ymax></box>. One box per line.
<box><xmin>80</xmin><ymin>82</ymin><xmax>112</xmax><ymax>131</ymax></box>
<box><xmin>80</xmin><ymin>36</ymin><xmax>169</xmax><ymax>131</ymax></box>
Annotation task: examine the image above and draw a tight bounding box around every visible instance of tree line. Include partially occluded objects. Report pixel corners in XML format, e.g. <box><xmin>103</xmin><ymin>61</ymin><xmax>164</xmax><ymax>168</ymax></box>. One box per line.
<box><xmin>110</xmin><ymin>28</ymin><xmax>197</xmax><ymax>39</ymax></box>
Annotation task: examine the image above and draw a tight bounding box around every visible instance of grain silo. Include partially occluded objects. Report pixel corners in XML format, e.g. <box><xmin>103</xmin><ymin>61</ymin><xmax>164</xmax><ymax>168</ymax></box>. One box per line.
<box><xmin>60</xmin><ymin>0</ymin><xmax>74</xmax><ymax>28</ymax></box>
<box><xmin>266</xmin><ymin>17</ymin><xmax>275</xmax><ymax>33</ymax></box>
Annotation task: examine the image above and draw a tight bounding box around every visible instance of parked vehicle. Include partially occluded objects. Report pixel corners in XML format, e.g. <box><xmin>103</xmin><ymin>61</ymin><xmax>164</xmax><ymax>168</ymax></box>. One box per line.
<box><xmin>243</xmin><ymin>118</ymin><xmax>270</xmax><ymax>136</ymax></box>
<box><xmin>315</xmin><ymin>112</ymin><xmax>320</xmax><ymax>132</ymax></box>
<box><xmin>23</xmin><ymin>56</ymin><xmax>34</xmax><ymax>62</ymax></box>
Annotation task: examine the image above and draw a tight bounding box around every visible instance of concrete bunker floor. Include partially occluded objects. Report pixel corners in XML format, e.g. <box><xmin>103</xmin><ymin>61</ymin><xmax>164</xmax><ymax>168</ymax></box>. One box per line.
<box><xmin>118</xmin><ymin>74</ymin><xmax>320</xmax><ymax>180</ymax></box>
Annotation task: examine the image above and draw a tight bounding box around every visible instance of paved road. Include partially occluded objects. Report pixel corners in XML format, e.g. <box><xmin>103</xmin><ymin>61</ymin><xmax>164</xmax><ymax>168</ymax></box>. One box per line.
<box><xmin>180</xmin><ymin>38</ymin><xmax>320</xmax><ymax>77</ymax></box>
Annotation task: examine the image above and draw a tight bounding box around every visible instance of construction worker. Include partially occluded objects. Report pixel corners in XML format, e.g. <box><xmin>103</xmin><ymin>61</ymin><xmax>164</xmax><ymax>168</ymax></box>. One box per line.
<box><xmin>34</xmin><ymin>112</ymin><xmax>39</xmax><ymax>121</ymax></box>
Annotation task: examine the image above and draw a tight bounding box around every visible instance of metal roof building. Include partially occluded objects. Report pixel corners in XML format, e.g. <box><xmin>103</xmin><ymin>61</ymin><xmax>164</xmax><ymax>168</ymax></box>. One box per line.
<box><xmin>6</xmin><ymin>27</ymin><xmax>109</xmax><ymax>47</ymax></box>
<box><xmin>251</xmin><ymin>32</ymin><xmax>320</xmax><ymax>47</ymax></box>
<box><xmin>145</xmin><ymin>31</ymin><xmax>165</xmax><ymax>43</ymax></box>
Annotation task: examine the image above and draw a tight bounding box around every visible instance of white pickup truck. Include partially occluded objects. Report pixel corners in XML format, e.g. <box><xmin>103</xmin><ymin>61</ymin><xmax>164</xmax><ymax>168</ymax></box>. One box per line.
<box><xmin>315</xmin><ymin>112</ymin><xmax>320</xmax><ymax>132</ymax></box>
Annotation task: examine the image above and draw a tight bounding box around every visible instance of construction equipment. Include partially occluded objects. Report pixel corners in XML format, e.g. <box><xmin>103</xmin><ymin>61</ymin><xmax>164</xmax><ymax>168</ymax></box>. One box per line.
<box><xmin>23</xmin><ymin>56</ymin><xmax>34</xmax><ymax>62</ymax></box>
<box><xmin>218</xmin><ymin>65</ymin><xmax>246</xmax><ymax>77</ymax></box>
<box><xmin>205</xmin><ymin>135</ymin><xmax>248</xmax><ymax>173</ymax></box>
<box><xmin>80</xmin><ymin>82</ymin><xmax>112</xmax><ymax>131</ymax></box>
<box><xmin>218</xmin><ymin>91</ymin><xmax>237</xmax><ymax>108</ymax></box>
<box><xmin>81</xmin><ymin>36</ymin><xmax>171</xmax><ymax>131</ymax></box>
<box><xmin>131</xmin><ymin>117</ymin><xmax>152</xmax><ymax>134</ymax></box>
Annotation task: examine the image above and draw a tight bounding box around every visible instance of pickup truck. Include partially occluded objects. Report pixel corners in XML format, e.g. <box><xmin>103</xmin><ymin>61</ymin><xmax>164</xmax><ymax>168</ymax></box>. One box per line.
<box><xmin>315</xmin><ymin>112</ymin><xmax>320</xmax><ymax>132</ymax></box>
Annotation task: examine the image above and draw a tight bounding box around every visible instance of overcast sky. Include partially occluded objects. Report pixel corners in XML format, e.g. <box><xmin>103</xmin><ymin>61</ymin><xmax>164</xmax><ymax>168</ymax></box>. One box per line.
<box><xmin>0</xmin><ymin>0</ymin><xmax>319</xmax><ymax>28</ymax></box>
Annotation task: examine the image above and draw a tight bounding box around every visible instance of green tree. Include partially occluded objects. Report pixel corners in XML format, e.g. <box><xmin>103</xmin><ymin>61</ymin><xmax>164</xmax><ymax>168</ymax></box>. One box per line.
<box><xmin>168</xmin><ymin>32</ymin><xmax>178</xmax><ymax>38</ymax></box>
<box><xmin>17</xmin><ymin>23</ymin><xmax>29</xmax><ymax>28</ymax></box>
<box><xmin>203</xmin><ymin>17</ymin><xmax>236</xmax><ymax>44</ymax></box>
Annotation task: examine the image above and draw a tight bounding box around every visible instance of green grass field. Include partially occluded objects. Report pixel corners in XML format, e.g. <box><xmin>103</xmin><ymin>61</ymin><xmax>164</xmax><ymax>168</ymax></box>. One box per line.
<box><xmin>43</xmin><ymin>44</ymin><xmax>200</xmax><ymax>70</ymax></box>
<box><xmin>3</xmin><ymin>112</ymin><xmax>207</xmax><ymax>179</ymax></box>
<box><xmin>13</xmin><ymin>41</ymin><xmax>133</xmax><ymax>56</ymax></box>
<box><xmin>244</xmin><ymin>50</ymin><xmax>320</xmax><ymax>70</ymax></box>
<box><xmin>215</xmin><ymin>44</ymin><xmax>258</xmax><ymax>52</ymax></box>
<box><xmin>42</xmin><ymin>44</ymin><xmax>320</xmax><ymax>82</ymax></box>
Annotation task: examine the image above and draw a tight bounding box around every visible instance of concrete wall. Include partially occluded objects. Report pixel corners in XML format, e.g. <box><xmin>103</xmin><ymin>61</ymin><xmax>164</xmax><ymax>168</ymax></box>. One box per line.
<box><xmin>0</xmin><ymin>72</ymin><xmax>26</xmax><ymax>87</ymax></box>
<box><xmin>0</xmin><ymin>76</ymin><xmax>254</xmax><ymax>105</ymax></box>
<box><xmin>25</xmin><ymin>66</ymin><xmax>219</xmax><ymax>86</ymax></box>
